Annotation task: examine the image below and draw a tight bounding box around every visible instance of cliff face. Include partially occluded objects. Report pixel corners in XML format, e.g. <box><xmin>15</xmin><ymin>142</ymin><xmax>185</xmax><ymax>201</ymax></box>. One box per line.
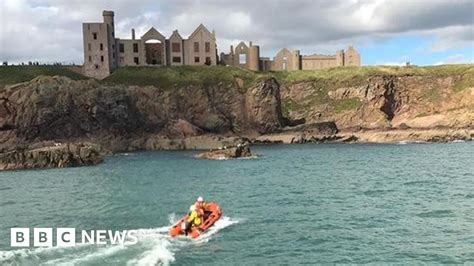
<box><xmin>0</xmin><ymin>76</ymin><xmax>284</xmax><ymax>152</ymax></box>
<box><xmin>0</xmin><ymin>66</ymin><xmax>472</xmax><ymax>153</ymax></box>
<box><xmin>282</xmin><ymin>74</ymin><xmax>474</xmax><ymax>131</ymax></box>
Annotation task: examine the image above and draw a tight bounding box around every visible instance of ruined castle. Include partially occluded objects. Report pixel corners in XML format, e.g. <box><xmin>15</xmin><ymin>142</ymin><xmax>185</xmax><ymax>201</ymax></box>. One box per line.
<box><xmin>220</xmin><ymin>42</ymin><xmax>361</xmax><ymax>71</ymax></box>
<box><xmin>83</xmin><ymin>11</ymin><xmax>218</xmax><ymax>79</ymax></box>
<box><xmin>83</xmin><ymin>11</ymin><xmax>360</xmax><ymax>78</ymax></box>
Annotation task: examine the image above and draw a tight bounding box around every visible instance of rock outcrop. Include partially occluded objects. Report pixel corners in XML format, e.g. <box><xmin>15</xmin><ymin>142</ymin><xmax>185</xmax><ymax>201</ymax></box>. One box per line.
<box><xmin>245</xmin><ymin>78</ymin><xmax>284</xmax><ymax>133</ymax></box>
<box><xmin>196</xmin><ymin>144</ymin><xmax>252</xmax><ymax>160</ymax></box>
<box><xmin>342</xmin><ymin>128</ymin><xmax>473</xmax><ymax>143</ymax></box>
<box><xmin>0</xmin><ymin>76</ymin><xmax>284</xmax><ymax>153</ymax></box>
<box><xmin>254</xmin><ymin>121</ymin><xmax>339</xmax><ymax>144</ymax></box>
<box><xmin>0</xmin><ymin>142</ymin><xmax>103</xmax><ymax>171</ymax></box>
<box><xmin>282</xmin><ymin>74</ymin><xmax>474</xmax><ymax>131</ymax></box>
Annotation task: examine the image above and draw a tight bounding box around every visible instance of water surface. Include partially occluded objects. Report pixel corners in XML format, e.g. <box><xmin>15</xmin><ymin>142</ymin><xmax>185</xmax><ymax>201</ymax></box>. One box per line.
<box><xmin>0</xmin><ymin>142</ymin><xmax>473</xmax><ymax>264</ymax></box>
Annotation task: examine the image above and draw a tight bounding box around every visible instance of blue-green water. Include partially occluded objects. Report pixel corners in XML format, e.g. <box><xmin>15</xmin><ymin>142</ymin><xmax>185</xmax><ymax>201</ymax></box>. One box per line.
<box><xmin>0</xmin><ymin>143</ymin><xmax>473</xmax><ymax>265</ymax></box>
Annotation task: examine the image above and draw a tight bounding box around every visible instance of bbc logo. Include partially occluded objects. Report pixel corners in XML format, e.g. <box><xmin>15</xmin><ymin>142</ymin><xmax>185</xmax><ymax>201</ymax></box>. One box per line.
<box><xmin>11</xmin><ymin>228</ymin><xmax>76</xmax><ymax>247</ymax></box>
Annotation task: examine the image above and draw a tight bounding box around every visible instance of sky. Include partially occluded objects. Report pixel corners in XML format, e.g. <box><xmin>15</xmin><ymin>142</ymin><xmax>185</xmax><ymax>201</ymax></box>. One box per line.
<box><xmin>0</xmin><ymin>0</ymin><xmax>473</xmax><ymax>66</ymax></box>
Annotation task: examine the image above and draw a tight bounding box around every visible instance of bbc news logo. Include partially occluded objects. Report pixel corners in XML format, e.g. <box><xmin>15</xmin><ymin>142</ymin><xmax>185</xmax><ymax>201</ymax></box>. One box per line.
<box><xmin>11</xmin><ymin>228</ymin><xmax>138</xmax><ymax>247</ymax></box>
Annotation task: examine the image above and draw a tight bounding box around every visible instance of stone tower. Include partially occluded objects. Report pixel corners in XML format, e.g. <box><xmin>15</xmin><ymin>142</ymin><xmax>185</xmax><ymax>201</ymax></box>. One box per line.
<box><xmin>247</xmin><ymin>42</ymin><xmax>260</xmax><ymax>71</ymax></box>
<box><xmin>82</xmin><ymin>10</ymin><xmax>117</xmax><ymax>79</ymax></box>
<box><xmin>102</xmin><ymin>11</ymin><xmax>117</xmax><ymax>71</ymax></box>
<box><xmin>344</xmin><ymin>46</ymin><xmax>361</xmax><ymax>66</ymax></box>
<box><xmin>291</xmin><ymin>50</ymin><xmax>301</xmax><ymax>70</ymax></box>
<box><xmin>336</xmin><ymin>50</ymin><xmax>344</xmax><ymax>66</ymax></box>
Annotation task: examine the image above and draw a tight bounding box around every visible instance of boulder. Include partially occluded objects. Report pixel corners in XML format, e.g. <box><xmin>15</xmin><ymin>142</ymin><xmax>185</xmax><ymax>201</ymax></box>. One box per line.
<box><xmin>196</xmin><ymin>144</ymin><xmax>252</xmax><ymax>160</ymax></box>
<box><xmin>0</xmin><ymin>142</ymin><xmax>104</xmax><ymax>171</ymax></box>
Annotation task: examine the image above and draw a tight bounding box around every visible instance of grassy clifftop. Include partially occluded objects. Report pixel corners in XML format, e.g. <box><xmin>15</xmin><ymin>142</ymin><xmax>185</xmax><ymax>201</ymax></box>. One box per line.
<box><xmin>104</xmin><ymin>64</ymin><xmax>474</xmax><ymax>89</ymax></box>
<box><xmin>1</xmin><ymin>64</ymin><xmax>473</xmax><ymax>89</ymax></box>
<box><xmin>0</xmin><ymin>66</ymin><xmax>86</xmax><ymax>88</ymax></box>
<box><xmin>273</xmin><ymin>64</ymin><xmax>474</xmax><ymax>86</ymax></box>
<box><xmin>102</xmin><ymin>66</ymin><xmax>263</xmax><ymax>89</ymax></box>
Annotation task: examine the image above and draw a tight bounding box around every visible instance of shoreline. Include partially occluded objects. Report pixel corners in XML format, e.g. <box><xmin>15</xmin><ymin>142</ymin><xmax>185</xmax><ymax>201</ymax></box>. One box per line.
<box><xmin>252</xmin><ymin>128</ymin><xmax>474</xmax><ymax>145</ymax></box>
<box><xmin>1</xmin><ymin>66</ymin><xmax>473</xmax><ymax>170</ymax></box>
<box><xmin>0</xmin><ymin>128</ymin><xmax>471</xmax><ymax>171</ymax></box>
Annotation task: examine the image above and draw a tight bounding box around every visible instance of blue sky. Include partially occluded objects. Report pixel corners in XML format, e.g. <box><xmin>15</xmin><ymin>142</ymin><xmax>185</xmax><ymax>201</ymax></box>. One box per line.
<box><xmin>359</xmin><ymin>36</ymin><xmax>473</xmax><ymax>66</ymax></box>
<box><xmin>0</xmin><ymin>0</ymin><xmax>473</xmax><ymax>65</ymax></box>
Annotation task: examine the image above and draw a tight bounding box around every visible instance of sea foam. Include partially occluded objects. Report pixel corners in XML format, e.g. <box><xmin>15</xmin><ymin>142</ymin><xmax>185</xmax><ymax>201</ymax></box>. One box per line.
<box><xmin>0</xmin><ymin>216</ymin><xmax>239</xmax><ymax>266</ymax></box>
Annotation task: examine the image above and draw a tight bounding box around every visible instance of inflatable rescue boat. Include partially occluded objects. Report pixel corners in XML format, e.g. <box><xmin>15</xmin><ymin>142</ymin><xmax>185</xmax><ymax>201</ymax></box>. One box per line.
<box><xmin>169</xmin><ymin>202</ymin><xmax>222</xmax><ymax>238</ymax></box>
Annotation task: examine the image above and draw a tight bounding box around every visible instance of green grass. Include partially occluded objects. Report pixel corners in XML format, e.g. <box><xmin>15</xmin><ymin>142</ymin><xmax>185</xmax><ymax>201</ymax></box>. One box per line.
<box><xmin>421</xmin><ymin>84</ymin><xmax>442</xmax><ymax>103</ymax></box>
<box><xmin>1</xmin><ymin>64</ymin><xmax>473</xmax><ymax>93</ymax></box>
<box><xmin>282</xmin><ymin>99</ymin><xmax>298</xmax><ymax>117</ymax></box>
<box><xmin>415</xmin><ymin>112</ymin><xmax>430</xmax><ymax>118</ymax></box>
<box><xmin>452</xmin><ymin>75</ymin><xmax>474</xmax><ymax>92</ymax></box>
<box><xmin>102</xmin><ymin>66</ymin><xmax>264</xmax><ymax>90</ymax></box>
<box><xmin>333</xmin><ymin>98</ymin><xmax>362</xmax><ymax>113</ymax></box>
<box><xmin>0</xmin><ymin>66</ymin><xmax>86</xmax><ymax>88</ymax></box>
<box><xmin>267</xmin><ymin>64</ymin><xmax>474</xmax><ymax>86</ymax></box>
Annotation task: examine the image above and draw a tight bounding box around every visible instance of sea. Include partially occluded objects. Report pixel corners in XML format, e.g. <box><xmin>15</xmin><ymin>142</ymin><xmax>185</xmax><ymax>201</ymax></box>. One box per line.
<box><xmin>0</xmin><ymin>142</ymin><xmax>473</xmax><ymax>265</ymax></box>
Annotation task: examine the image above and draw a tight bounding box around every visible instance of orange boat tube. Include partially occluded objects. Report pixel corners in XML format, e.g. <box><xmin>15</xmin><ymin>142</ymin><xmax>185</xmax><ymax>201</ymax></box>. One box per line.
<box><xmin>169</xmin><ymin>202</ymin><xmax>222</xmax><ymax>238</ymax></box>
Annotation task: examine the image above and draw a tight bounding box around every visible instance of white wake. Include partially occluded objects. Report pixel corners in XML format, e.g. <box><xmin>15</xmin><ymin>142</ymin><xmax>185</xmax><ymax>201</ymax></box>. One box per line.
<box><xmin>0</xmin><ymin>215</ymin><xmax>239</xmax><ymax>266</ymax></box>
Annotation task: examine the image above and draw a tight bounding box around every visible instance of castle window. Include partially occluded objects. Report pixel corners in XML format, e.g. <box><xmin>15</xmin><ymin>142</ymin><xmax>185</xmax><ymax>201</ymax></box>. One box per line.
<box><xmin>93</xmin><ymin>32</ymin><xmax>97</xmax><ymax>40</ymax></box>
<box><xmin>112</xmin><ymin>52</ymin><xmax>115</xmax><ymax>59</ymax></box>
<box><xmin>112</xmin><ymin>44</ymin><xmax>115</xmax><ymax>49</ymax></box>
<box><xmin>119</xmin><ymin>43</ymin><xmax>124</xmax><ymax>53</ymax></box>
<box><xmin>88</xmin><ymin>56</ymin><xmax>91</xmax><ymax>62</ymax></box>
<box><xmin>133</xmin><ymin>43</ymin><xmax>139</xmax><ymax>53</ymax></box>
<box><xmin>88</xmin><ymin>43</ymin><xmax>91</xmax><ymax>51</ymax></box>
<box><xmin>205</xmin><ymin>42</ymin><xmax>210</xmax><ymax>53</ymax></box>
<box><xmin>239</xmin><ymin>54</ymin><xmax>247</xmax><ymax>64</ymax></box>
<box><xmin>194</xmin><ymin>42</ymin><xmax>199</xmax><ymax>53</ymax></box>
<box><xmin>134</xmin><ymin>57</ymin><xmax>139</xmax><ymax>65</ymax></box>
<box><xmin>172</xmin><ymin>57</ymin><xmax>181</xmax><ymax>63</ymax></box>
<box><xmin>100</xmin><ymin>43</ymin><xmax>103</xmax><ymax>51</ymax></box>
<box><xmin>95</xmin><ymin>64</ymin><xmax>99</xmax><ymax>69</ymax></box>
<box><xmin>172</xmin><ymin>43</ymin><xmax>181</xmax><ymax>53</ymax></box>
<box><xmin>101</xmin><ymin>56</ymin><xmax>104</xmax><ymax>62</ymax></box>
<box><xmin>205</xmin><ymin>57</ymin><xmax>211</xmax><ymax>65</ymax></box>
<box><xmin>282</xmin><ymin>57</ymin><xmax>288</xmax><ymax>70</ymax></box>
<box><xmin>194</xmin><ymin>56</ymin><xmax>200</xmax><ymax>63</ymax></box>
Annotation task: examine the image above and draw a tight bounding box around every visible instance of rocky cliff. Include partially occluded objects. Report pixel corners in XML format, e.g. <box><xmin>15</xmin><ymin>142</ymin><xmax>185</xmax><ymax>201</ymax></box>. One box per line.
<box><xmin>279</xmin><ymin>66</ymin><xmax>473</xmax><ymax>142</ymax></box>
<box><xmin>282</xmin><ymin>72</ymin><xmax>474</xmax><ymax>131</ymax></box>
<box><xmin>0</xmin><ymin>65</ymin><xmax>472</xmax><ymax>155</ymax></box>
<box><xmin>0</xmin><ymin>75</ymin><xmax>285</xmax><ymax>153</ymax></box>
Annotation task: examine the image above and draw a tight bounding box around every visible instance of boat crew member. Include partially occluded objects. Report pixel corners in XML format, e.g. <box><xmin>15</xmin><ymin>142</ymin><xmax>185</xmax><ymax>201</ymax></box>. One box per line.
<box><xmin>183</xmin><ymin>197</ymin><xmax>206</xmax><ymax>234</ymax></box>
<box><xmin>194</xmin><ymin>196</ymin><xmax>207</xmax><ymax>212</ymax></box>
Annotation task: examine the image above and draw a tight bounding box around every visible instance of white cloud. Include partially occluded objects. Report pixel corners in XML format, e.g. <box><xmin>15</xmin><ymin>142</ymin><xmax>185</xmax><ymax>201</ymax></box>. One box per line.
<box><xmin>435</xmin><ymin>54</ymin><xmax>473</xmax><ymax>65</ymax></box>
<box><xmin>225</xmin><ymin>12</ymin><xmax>251</xmax><ymax>33</ymax></box>
<box><xmin>380</xmin><ymin>62</ymin><xmax>408</xmax><ymax>66</ymax></box>
<box><xmin>0</xmin><ymin>0</ymin><xmax>473</xmax><ymax>64</ymax></box>
<box><xmin>425</xmin><ymin>25</ymin><xmax>474</xmax><ymax>52</ymax></box>
<box><xmin>351</xmin><ymin>0</ymin><xmax>387</xmax><ymax>30</ymax></box>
